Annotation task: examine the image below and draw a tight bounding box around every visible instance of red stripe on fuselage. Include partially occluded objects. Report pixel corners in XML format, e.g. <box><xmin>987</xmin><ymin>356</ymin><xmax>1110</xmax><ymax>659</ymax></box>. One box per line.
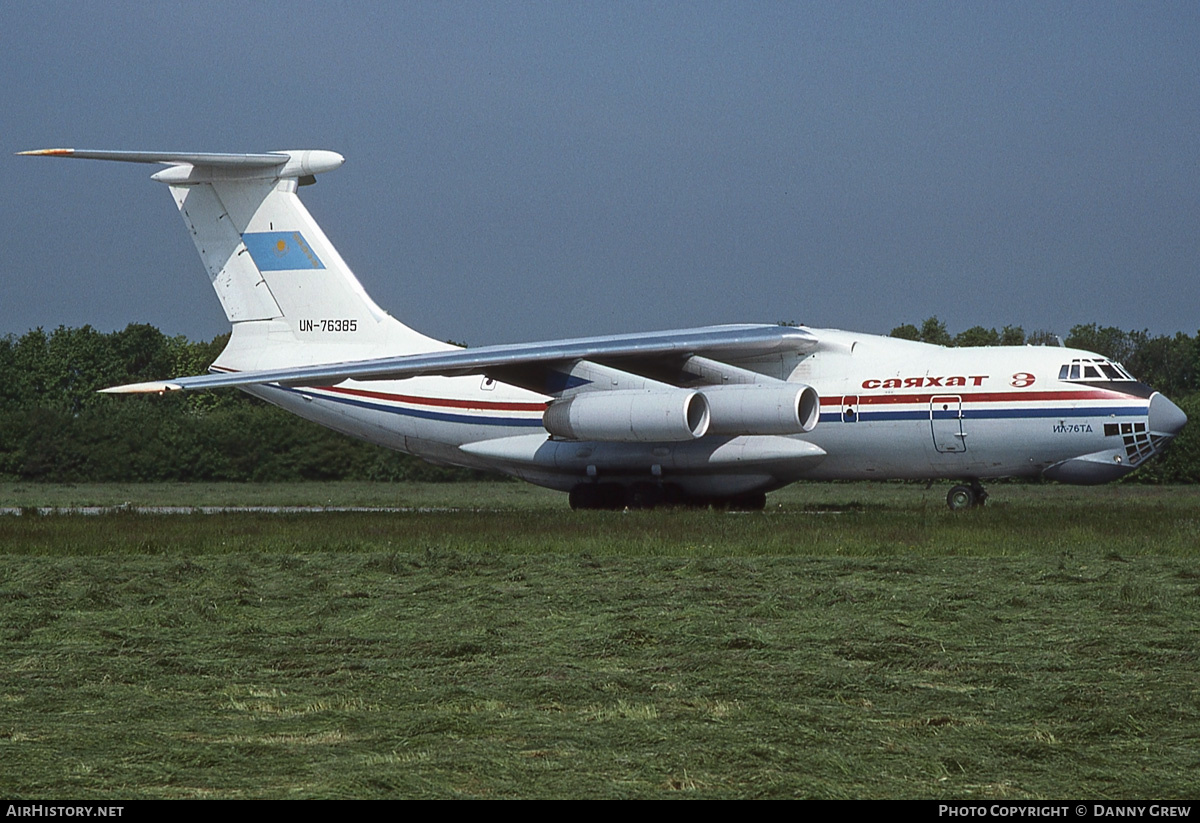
<box><xmin>318</xmin><ymin>384</ymin><xmax>548</xmax><ymax>412</ymax></box>
<box><xmin>209</xmin><ymin>366</ymin><xmax>547</xmax><ymax>412</ymax></box>
<box><xmin>819</xmin><ymin>389</ymin><xmax>1130</xmax><ymax>406</ymax></box>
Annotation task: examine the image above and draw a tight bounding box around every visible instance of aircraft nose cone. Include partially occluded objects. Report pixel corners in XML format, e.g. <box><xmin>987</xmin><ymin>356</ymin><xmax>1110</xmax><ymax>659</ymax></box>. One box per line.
<box><xmin>1149</xmin><ymin>392</ymin><xmax>1188</xmax><ymax>436</ymax></box>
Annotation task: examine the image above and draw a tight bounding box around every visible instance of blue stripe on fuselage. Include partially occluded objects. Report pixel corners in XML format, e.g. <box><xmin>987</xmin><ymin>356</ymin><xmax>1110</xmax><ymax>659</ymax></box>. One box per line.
<box><xmin>819</xmin><ymin>405</ymin><xmax>1145</xmax><ymax>424</ymax></box>
<box><xmin>274</xmin><ymin>384</ymin><xmax>544</xmax><ymax>427</ymax></box>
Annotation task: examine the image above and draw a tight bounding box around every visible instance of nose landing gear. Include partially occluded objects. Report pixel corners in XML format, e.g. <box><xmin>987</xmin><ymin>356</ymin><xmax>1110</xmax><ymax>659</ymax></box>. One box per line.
<box><xmin>946</xmin><ymin>481</ymin><xmax>988</xmax><ymax>511</ymax></box>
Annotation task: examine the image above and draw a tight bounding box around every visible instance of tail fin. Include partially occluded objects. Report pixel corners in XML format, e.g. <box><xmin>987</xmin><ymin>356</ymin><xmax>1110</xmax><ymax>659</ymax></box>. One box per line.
<box><xmin>18</xmin><ymin>148</ymin><xmax>452</xmax><ymax>371</ymax></box>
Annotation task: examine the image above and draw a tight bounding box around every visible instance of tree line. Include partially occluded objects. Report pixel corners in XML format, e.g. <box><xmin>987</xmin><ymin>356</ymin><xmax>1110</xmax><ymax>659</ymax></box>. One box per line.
<box><xmin>0</xmin><ymin>325</ymin><xmax>489</xmax><ymax>483</ymax></box>
<box><xmin>889</xmin><ymin>317</ymin><xmax>1199</xmax><ymax>400</ymax></box>
<box><xmin>1</xmin><ymin>321</ymin><xmax>1196</xmax><ymax>483</ymax></box>
<box><xmin>887</xmin><ymin>317</ymin><xmax>1200</xmax><ymax>481</ymax></box>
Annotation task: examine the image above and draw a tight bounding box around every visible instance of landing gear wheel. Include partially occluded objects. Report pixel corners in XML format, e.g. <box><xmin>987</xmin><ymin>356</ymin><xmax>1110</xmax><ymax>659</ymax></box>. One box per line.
<box><xmin>569</xmin><ymin>485</ymin><xmax>598</xmax><ymax>510</ymax></box>
<box><xmin>712</xmin><ymin>492</ymin><xmax>768</xmax><ymax>512</ymax></box>
<box><xmin>569</xmin><ymin>484</ymin><xmax>625</xmax><ymax>510</ymax></box>
<box><xmin>626</xmin><ymin>482</ymin><xmax>664</xmax><ymax>510</ymax></box>
<box><xmin>970</xmin><ymin>481</ymin><xmax>988</xmax><ymax>506</ymax></box>
<box><xmin>728</xmin><ymin>492</ymin><xmax>767</xmax><ymax>512</ymax></box>
<box><xmin>947</xmin><ymin>484</ymin><xmax>977</xmax><ymax>511</ymax></box>
<box><xmin>661</xmin><ymin>484</ymin><xmax>689</xmax><ymax>507</ymax></box>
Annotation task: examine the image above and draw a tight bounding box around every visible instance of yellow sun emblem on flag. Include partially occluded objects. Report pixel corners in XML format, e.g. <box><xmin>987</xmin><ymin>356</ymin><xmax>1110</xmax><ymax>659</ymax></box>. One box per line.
<box><xmin>274</xmin><ymin>238</ymin><xmax>288</xmax><ymax>257</ymax></box>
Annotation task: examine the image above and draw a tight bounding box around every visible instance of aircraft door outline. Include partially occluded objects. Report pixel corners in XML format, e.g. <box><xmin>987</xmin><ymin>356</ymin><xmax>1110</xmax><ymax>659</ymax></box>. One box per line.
<box><xmin>841</xmin><ymin>395</ymin><xmax>858</xmax><ymax>423</ymax></box>
<box><xmin>930</xmin><ymin>395</ymin><xmax>966</xmax><ymax>453</ymax></box>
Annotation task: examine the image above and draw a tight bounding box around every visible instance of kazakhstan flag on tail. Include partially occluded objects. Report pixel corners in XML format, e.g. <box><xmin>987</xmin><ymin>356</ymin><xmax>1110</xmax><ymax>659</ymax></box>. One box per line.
<box><xmin>242</xmin><ymin>231</ymin><xmax>325</xmax><ymax>271</ymax></box>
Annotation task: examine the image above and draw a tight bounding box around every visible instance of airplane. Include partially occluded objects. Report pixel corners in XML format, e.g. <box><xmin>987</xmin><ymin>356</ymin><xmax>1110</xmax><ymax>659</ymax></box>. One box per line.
<box><xmin>20</xmin><ymin>147</ymin><xmax>1188</xmax><ymax>510</ymax></box>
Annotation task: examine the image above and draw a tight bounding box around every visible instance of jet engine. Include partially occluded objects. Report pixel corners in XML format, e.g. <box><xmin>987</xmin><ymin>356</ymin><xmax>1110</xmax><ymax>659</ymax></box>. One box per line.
<box><xmin>702</xmin><ymin>383</ymin><xmax>820</xmax><ymax>435</ymax></box>
<box><xmin>543</xmin><ymin>390</ymin><xmax>710</xmax><ymax>442</ymax></box>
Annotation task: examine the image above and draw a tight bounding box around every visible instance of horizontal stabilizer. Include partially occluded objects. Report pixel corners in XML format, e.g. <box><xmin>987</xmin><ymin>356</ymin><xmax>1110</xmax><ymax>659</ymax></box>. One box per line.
<box><xmin>18</xmin><ymin>148</ymin><xmax>344</xmax><ymax>182</ymax></box>
<box><xmin>18</xmin><ymin>148</ymin><xmax>288</xmax><ymax>166</ymax></box>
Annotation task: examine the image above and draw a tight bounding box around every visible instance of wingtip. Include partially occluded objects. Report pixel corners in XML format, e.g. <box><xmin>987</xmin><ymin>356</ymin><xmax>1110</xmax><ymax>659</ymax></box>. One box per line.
<box><xmin>98</xmin><ymin>381</ymin><xmax>183</xmax><ymax>395</ymax></box>
<box><xmin>17</xmin><ymin>148</ymin><xmax>74</xmax><ymax>157</ymax></box>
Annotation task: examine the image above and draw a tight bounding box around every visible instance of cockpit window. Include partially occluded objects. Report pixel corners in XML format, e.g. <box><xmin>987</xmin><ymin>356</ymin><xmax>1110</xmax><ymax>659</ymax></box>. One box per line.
<box><xmin>1058</xmin><ymin>358</ymin><xmax>1135</xmax><ymax>382</ymax></box>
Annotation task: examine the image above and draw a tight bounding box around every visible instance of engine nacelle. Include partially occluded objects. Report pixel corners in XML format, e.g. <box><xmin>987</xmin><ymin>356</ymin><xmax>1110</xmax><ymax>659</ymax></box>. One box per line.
<box><xmin>543</xmin><ymin>390</ymin><xmax>710</xmax><ymax>442</ymax></box>
<box><xmin>701</xmin><ymin>383</ymin><xmax>820</xmax><ymax>435</ymax></box>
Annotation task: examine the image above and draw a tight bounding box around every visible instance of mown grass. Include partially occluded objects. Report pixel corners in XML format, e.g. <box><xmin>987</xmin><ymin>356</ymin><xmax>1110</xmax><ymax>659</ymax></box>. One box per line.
<box><xmin>0</xmin><ymin>483</ymin><xmax>1197</xmax><ymax>798</ymax></box>
<box><xmin>0</xmin><ymin>480</ymin><xmax>560</xmax><ymax>510</ymax></box>
<box><xmin>1</xmin><ymin>478</ymin><xmax>1195</xmax><ymax>512</ymax></box>
<box><xmin>1</xmin><ymin>482</ymin><xmax>1198</xmax><ymax>557</ymax></box>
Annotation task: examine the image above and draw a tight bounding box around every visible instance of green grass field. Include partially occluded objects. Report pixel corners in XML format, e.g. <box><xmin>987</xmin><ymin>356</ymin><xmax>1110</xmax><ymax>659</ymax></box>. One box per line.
<box><xmin>1</xmin><ymin>482</ymin><xmax>1197</xmax><ymax>798</ymax></box>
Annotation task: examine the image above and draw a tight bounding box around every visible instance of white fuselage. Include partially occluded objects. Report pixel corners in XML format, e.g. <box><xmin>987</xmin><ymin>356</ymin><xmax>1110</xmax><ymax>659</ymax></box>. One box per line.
<box><xmin>244</xmin><ymin>328</ymin><xmax>1167</xmax><ymax>496</ymax></box>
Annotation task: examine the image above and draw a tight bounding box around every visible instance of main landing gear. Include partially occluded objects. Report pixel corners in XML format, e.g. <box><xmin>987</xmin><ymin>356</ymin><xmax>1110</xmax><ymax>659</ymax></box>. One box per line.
<box><xmin>946</xmin><ymin>481</ymin><xmax>988</xmax><ymax>511</ymax></box>
<box><xmin>568</xmin><ymin>483</ymin><xmax>766</xmax><ymax>512</ymax></box>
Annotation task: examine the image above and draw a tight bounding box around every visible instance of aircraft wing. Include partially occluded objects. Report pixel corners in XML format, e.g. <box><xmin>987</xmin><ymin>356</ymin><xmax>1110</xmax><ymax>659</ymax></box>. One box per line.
<box><xmin>102</xmin><ymin>324</ymin><xmax>817</xmax><ymax>394</ymax></box>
